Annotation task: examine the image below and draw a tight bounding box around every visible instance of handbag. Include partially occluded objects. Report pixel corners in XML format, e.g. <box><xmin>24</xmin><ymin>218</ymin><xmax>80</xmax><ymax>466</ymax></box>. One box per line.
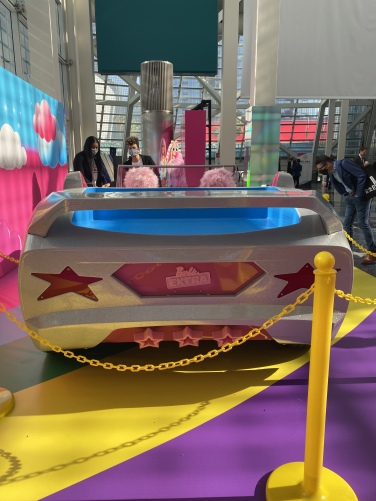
<box><xmin>363</xmin><ymin>164</ymin><xmax>376</xmax><ymax>199</ymax></box>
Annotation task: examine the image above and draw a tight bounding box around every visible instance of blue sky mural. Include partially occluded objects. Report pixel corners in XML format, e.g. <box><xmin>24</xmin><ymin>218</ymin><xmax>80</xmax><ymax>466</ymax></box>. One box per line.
<box><xmin>0</xmin><ymin>66</ymin><xmax>67</xmax><ymax>169</ymax></box>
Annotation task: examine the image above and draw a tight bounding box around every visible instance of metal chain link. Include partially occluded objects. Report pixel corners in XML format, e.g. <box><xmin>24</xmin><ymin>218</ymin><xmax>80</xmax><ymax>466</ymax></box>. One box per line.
<box><xmin>334</xmin><ymin>289</ymin><xmax>376</xmax><ymax>305</ymax></box>
<box><xmin>2</xmin><ymin>242</ymin><xmax>375</xmax><ymax>373</ymax></box>
<box><xmin>0</xmin><ymin>285</ymin><xmax>314</xmax><ymax>372</ymax></box>
<box><xmin>0</xmin><ymin>251</ymin><xmax>20</xmax><ymax>264</ymax></box>
<box><xmin>344</xmin><ymin>231</ymin><xmax>376</xmax><ymax>258</ymax></box>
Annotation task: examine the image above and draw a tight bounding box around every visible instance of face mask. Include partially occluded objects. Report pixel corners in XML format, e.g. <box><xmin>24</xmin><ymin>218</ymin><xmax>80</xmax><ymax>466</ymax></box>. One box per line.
<box><xmin>91</xmin><ymin>148</ymin><xmax>98</xmax><ymax>155</ymax></box>
<box><xmin>129</xmin><ymin>148</ymin><xmax>139</xmax><ymax>156</ymax></box>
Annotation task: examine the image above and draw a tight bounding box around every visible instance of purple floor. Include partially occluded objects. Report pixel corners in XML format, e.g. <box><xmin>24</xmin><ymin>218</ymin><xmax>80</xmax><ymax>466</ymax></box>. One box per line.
<box><xmin>42</xmin><ymin>309</ymin><xmax>376</xmax><ymax>501</ymax></box>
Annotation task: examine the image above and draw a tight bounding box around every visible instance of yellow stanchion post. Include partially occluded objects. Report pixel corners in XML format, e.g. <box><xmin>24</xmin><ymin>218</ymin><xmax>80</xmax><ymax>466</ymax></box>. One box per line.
<box><xmin>266</xmin><ymin>251</ymin><xmax>357</xmax><ymax>501</ymax></box>
<box><xmin>0</xmin><ymin>387</ymin><xmax>14</xmax><ymax>419</ymax></box>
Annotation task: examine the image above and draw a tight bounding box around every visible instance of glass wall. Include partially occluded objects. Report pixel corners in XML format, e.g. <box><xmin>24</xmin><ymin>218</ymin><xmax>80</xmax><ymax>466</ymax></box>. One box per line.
<box><xmin>90</xmin><ymin>10</ymin><xmax>376</xmax><ymax>163</ymax></box>
<box><xmin>94</xmin><ymin>36</ymin><xmax>249</xmax><ymax>159</ymax></box>
<box><xmin>0</xmin><ymin>1</ymin><xmax>373</xmax><ymax>164</ymax></box>
<box><xmin>0</xmin><ymin>1</ymin><xmax>29</xmax><ymax>81</ymax></box>
<box><xmin>0</xmin><ymin>2</ymin><xmax>15</xmax><ymax>74</ymax></box>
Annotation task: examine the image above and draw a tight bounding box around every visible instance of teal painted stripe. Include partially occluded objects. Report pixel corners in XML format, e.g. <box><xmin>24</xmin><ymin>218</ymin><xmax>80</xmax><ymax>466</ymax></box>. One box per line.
<box><xmin>0</xmin><ymin>338</ymin><xmax>135</xmax><ymax>392</ymax></box>
<box><xmin>95</xmin><ymin>0</ymin><xmax>218</xmax><ymax>75</ymax></box>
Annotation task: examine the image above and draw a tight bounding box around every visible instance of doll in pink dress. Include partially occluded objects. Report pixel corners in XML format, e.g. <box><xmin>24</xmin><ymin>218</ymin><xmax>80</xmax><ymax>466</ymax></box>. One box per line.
<box><xmin>159</xmin><ymin>138</ymin><xmax>168</xmax><ymax>187</ymax></box>
<box><xmin>166</xmin><ymin>140</ymin><xmax>187</xmax><ymax>187</ymax></box>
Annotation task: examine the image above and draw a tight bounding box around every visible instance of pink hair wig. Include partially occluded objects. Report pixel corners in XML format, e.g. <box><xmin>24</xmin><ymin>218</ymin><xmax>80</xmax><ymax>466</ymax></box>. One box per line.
<box><xmin>168</xmin><ymin>150</ymin><xmax>184</xmax><ymax>165</ymax></box>
<box><xmin>199</xmin><ymin>167</ymin><xmax>236</xmax><ymax>188</ymax></box>
<box><xmin>124</xmin><ymin>167</ymin><xmax>159</xmax><ymax>188</ymax></box>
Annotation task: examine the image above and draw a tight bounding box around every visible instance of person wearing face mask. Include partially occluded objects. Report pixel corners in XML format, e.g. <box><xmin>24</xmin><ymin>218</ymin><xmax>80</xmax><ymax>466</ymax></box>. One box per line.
<box><xmin>124</xmin><ymin>136</ymin><xmax>161</xmax><ymax>186</ymax></box>
<box><xmin>73</xmin><ymin>136</ymin><xmax>111</xmax><ymax>187</ymax></box>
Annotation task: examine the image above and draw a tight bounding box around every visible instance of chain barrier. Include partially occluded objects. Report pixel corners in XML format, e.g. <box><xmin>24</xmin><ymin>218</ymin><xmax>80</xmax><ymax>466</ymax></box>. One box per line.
<box><xmin>0</xmin><ymin>286</ymin><xmax>314</xmax><ymax>372</ymax></box>
<box><xmin>1</xmin><ymin>245</ymin><xmax>376</xmax><ymax>372</ymax></box>
<box><xmin>344</xmin><ymin>230</ymin><xmax>376</xmax><ymax>258</ymax></box>
<box><xmin>0</xmin><ymin>251</ymin><xmax>19</xmax><ymax>264</ymax></box>
<box><xmin>334</xmin><ymin>289</ymin><xmax>376</xmax><ymax>305</ymax></box>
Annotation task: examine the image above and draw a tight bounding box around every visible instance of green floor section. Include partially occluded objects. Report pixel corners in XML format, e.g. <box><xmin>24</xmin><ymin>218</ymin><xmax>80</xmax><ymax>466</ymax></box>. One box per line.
<box><xmin>0</xmin><ymin>337</ymin><xmax>135</xmax><ymax>392</ymax></box>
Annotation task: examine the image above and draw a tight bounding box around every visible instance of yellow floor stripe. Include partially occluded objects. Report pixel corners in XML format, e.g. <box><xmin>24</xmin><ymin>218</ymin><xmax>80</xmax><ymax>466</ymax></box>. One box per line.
<box><xmin>333</xmin><ymin>267</ymin><xmax>376</xmax><ymax>342</ymax></box>
<box><xmin>0</xmin><ymin>267</ymin><xmax>375</xmax><ymax>501</ymax></box>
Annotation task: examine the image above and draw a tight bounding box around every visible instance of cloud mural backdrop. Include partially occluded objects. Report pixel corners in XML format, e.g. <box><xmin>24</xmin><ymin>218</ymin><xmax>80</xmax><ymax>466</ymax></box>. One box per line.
<box><xmin>0</xmin><ymin>66</ymin><xmax>68</xmax><ymax>278</ymax></box>
<box><xmin>33</xmin><ymin>99</ymin><xmax>67</xmax><ymax>167</ymax></box>
<box><xmin>0</xmin><ymin>67</ymin><xmax>68</xmax><ymax>171</ymax></box>
<box><xmin>0</xmin><ymin>123</ymin><xmax>27</xmax><ymax>170</ymax></box>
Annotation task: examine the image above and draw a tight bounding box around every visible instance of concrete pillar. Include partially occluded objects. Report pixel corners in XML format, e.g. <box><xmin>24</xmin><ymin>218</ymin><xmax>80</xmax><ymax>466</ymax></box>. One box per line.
<box><xmin>325</xmin><ymin>100</ymin><xmax>336</xmax><ymax>157</ymax></box>
<box><xmin>140</xmin><ymin>60</ymin><xmax>173</xmax><ymax>172</ymax></box>
<box><xmin>27</xmin><ymin>0</ymin><xmax>62</xmax><ymax>101</ymax></box>
<box><xmin>250</xmin><ymin>0</ymin><xmax>280</xmax><ymax>107</ymax></box>
<box><xmin>64</xmin><ymin>0</ymin><xmax>97</xmax><ymax>159</ymax></box>
<box><xmin>219</xmin><ymin>0</ymin><xmax>239</xmax><ymax>166</ymax></box>
<box><xmin>337</xmin><ymin>100</ymin><xmax>349</xmax><ymax>159</ymax></box>
<box><xmin>243</xmin><ymin>0</ymin><xmax>281</xmax><ymax>186</ymax></box>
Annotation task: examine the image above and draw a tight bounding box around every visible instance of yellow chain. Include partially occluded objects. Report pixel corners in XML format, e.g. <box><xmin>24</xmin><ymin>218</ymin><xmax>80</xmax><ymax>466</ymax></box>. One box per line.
<box><xmin>335</xmin><ymin>289</ymin><xmax>376</xmax><ymax>305</ymax></box>
<box><xmin>2</xmin><ymin>239</ymin><xmax>375</xmax><ymax>372</ymax></box>
<box><xmin>344</xmin><ymin>231</ymin><xmax>376</xmax><ymax>258</ymax></box>
<box><xmin>0</xmin><ymin>251</ymin><xmax>20</xmax><ymax>264</ymax></box>
<box><xmin>336</xmin><ymin>230</ymin><xmax>376</xmax><ymax>303</ymax></box>
<box><xmin>0</xmin><ymin>285</ymin><xmax>314</xmax><ymax>372</ymax></box>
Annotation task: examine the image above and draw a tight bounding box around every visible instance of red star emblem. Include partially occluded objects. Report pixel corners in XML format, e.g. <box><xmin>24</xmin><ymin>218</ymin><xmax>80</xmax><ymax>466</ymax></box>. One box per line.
<box><xmin>274</xmin><ymin>263</ymin><xmax>314</xmax><ymax>298</ymax></box>
<box><xmin>213</xmin><ymin>326</ymin><xmax>242</xmax><ymax>346</ymax></box>
<box><xmin>134</xmin><ymin>328</ymin><xmax>164</xmax><ymax>348</ymax></box>
<box><xmin>173</xmin><ymin>326</ymin><xmax>203</xmax><ymax>347</ymax></box>
<box><xmin>31</xmin><ymin>266</ymin><xmax>102</xmax><ymax>301</ymax></box>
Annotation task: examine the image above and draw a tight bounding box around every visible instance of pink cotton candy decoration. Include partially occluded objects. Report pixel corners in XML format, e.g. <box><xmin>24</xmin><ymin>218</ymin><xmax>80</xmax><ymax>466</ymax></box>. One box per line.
<box><xmin>199</xmin><ymin>167</ymin><xmax>236</xmax><ymax>187</ymax></box>
<box><xmin>124</xmin><ymin>167</ymin><xmax>159</xmax><ymax>188</ymax></box>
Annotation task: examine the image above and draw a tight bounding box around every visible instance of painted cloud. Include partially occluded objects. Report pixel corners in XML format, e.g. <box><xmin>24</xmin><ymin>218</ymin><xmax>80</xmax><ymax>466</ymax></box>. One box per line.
<box><xmin>0</xmin><ymin>123</ymin><xmax>27</xmax><ymax>170</ymax></box>
<box><xmin>33</xmin><ymin>99</ymin><xmax>57</xmax><ymax>142</ymax></box>
<box><xmin>37</xmin><ymin>127</ymin><xmax>67</xmax><ymax>167</ymax></box>
<box><xmin>33</xmin><ymin>99</ymin><xmax>67</xmax><ymax>167</ymax></box>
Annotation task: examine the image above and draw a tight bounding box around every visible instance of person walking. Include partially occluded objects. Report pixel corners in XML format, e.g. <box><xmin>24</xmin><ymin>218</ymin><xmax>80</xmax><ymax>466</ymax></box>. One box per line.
<box><xmin>291</xmin><ymin>158</ymin><xmax>302</xmax><ymax>188</ymax></box>
<box><xmin>315</xmin><ymin>154</ymin><xmax>376</xmax><ymax>264</ymax></box>
<box><xmin>352</xmin><ymin>146</ymin><xmax>368</xmax><ymax>167</ymax></box>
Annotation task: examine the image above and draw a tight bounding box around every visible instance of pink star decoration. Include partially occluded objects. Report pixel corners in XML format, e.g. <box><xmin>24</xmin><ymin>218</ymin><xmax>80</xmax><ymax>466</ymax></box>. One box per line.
<box><xmin>134</xmin><ymin>328</ymin><xmax>164</xmax><ymax>348</ymax></box>
<box><xmin>275</xmin><ymin>263</ymin><xmax>341</xmax><ymax>298</ymax></box>
<box><xmin>173</xmin><ymin>326</ymin><xmax>203</xmax><ymax>347</ymax></box>
<box><xmin>212</xmin><ymin>326</ymin><xmax>242</xmax><ymax>347</ymax></box>
<box><xmin>274</xmin><ymin>263</ymin><xmax>315</xmax><ymax>298</ymax></box>
<box><xmin>31</xmin><ymin>266</ymin><xmax>102</xmax><ymax>301</ymax></box>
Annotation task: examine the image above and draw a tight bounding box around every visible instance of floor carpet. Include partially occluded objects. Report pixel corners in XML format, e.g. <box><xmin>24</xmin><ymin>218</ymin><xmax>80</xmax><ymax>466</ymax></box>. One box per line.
<box><xmin>0</xmin><ymin>266</ymin><xmax>375</xmax><ymax>501</ymax></box>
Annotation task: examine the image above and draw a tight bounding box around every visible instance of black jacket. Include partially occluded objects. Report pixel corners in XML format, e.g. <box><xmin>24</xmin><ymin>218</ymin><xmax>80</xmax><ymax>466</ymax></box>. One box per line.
<box><xmin>352</xmin><ymin>155</ymin><xmax>365</xmax><ymax>168</ymax></box>
<box><xmin>124</xmin><ymin>154</ymin><xmax>155</xmax><ymax>166</ymax></box>
<box><xmin>73</xmin><ymin>151</ymin><xmax>106</xmax><ymax>186</ymax></box>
